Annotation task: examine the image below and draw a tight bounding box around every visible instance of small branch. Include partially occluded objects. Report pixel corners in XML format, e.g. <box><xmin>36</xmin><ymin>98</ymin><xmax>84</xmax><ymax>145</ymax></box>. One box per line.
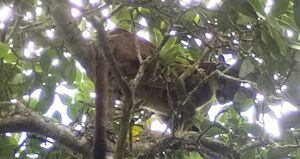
<box><xmin>136</xmin><ymin>135</ymin><xmax>242</xmax><ymax>158</ymax></box>
<box><xmin>240</xmin><ymin>140</ymin><xmax>262</xmax><ymax>152</ymax></box>
<box><xmin>6</xmin><ymin>14</ymin><xmax>21</xmax><ymax>41</ymax></box>
<box><xmin>217</xmin><ymin>70</ymin><xmax>258</xmax><ymax>89</ymax></box>
<box><xmin>182</xmin><ymin>70</ymin><xmax>218</xmax><ymax>106</ymax></box>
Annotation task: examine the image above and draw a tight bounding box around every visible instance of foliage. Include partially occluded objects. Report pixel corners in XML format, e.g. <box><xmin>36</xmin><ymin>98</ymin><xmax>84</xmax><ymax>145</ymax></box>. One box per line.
<box><xmin>0</xmin><ymin>0</ymin><xmax>300</xmax><ymax>158</ymax></box>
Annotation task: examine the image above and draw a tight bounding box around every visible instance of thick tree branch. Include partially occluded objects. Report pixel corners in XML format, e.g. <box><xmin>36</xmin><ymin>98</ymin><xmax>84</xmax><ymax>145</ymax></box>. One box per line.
<box><xmin>136</xmin><ymin>136</ymin><xmax>242</xmax><ymax>159</ymax></box>
<box><xmin>46</xmin><ymin>0</ymin><xmax>94</xmax><ymax>78</ymax></box>
<box><xmin>0</xmin><ymin>102</ymin><xmax>92</xmax><ymax>158</ymax></box>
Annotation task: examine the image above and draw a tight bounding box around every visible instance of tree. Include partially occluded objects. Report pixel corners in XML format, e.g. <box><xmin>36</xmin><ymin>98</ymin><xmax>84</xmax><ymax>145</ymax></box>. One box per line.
<box><xmin>0</xmin><ymin>0</ymin><xmax>300</xmax><ymax>158</ymax></box>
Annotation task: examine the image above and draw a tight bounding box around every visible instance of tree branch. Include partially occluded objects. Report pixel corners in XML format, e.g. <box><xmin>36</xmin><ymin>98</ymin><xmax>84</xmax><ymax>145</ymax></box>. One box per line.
<box><xmin>46</xmin><ymin>0</ymin><xmax>94</xmax><ymax>78</ymax></box>
<box><xmin>0</xmin><ymin>102</ymin><xmax>92</xmax><ymax>158</ymax></box>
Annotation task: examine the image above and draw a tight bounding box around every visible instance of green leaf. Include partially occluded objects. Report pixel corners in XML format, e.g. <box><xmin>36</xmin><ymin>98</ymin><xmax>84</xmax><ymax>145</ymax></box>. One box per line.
<box><xmin>268</xmin><ymin>147</ymin><xmax>297</xmax><ymax>159</ymax></box>
<box><xmin>242</xmin><ymin>149</ymin><xmax>255</xmax><ymax>159</ymax></box>
<box><xmin>160</xmin><ymin>37</ymin><xmax>176</xmax><ymax>54</ymax></box>
<box><xmin>0</xmin><ymin>42</ymin><xmax>9</xmax><ymax>56</ymax></box>
<box><xmin>264</xmin><ymin>31</ymin><xmax>282</xmax><ymax>60</ymax></box>
<box><xmin>227</xmin><ymin>0</ymin><xmax>257</xmax><ymax>18</ymax></box>
<box><xmin>206</xmin><ymin>126</ymin><xmax>226</xmax><ymax>136</ymax></box>
<box><xmin>153</xmin><ymin>28</ymin><xmax>163</xmax><ymax>46</ymax></box>
<box><xmin>39</xmin><ymin>49</ymin><xmax>57</xmax><ymax>72</ymax></box>
<box><xmin>112</xmin><ymin>7</ymin><xmax>131</xmax><ymax>23</ymax></box>
<box><xmin>10</xmin><ymin>73</ymin><xmax>26</xmax><ymax>84</ymax></box>
<box><xmin>241</xmin><ymin>123</ymin><xmax>262</xmax><ymax>136</ymax></box>
<box><xmin>35</xmin><ymin>88</ymin><xmax>55</xmax><ymax>113</ymax></box>
<box><xmin>239</xmin><ymin>59</ymin><xmax>255</xmax><ymax>78</ymax></box>
<box><xmin>290</xmin><ymin>42</ymin><xmax>300</xmax><ymax>51</ymax></box>
<box><xmin>58</xmin><ymin>94</ymin><xmax>72</xmax><ymax>105</ymax></box>
<box><xmin>182</xmin><ymin>9</ymin><xmax>197</xmax><ymax>22</ymax></box>
<box><xmin>293</xmin><ymin>0</ymin><xmax>300</xmax><ymax>28</ymax></box>
<box><xmin>184</xmin><ymin>152</ymin><xmax>202</xmax><ymax>159</ymax></box>
<box><xmin>234</xmin><ymin>90</ymin><xmax>254</xmax><ymax>112</ymax></box>
<box><xmin>64</xmin><ymin>60</ymin><xmax>77</xmax><ymax>84</ymax></box>
<box><xmin>249</xmin><ymin>0</ymin><xmax>264</xmax><ymax>14</ymax></box>
<box><xmin>0</xmin><ymin>137</ymin><xmax>18</xmax><ymax>158</ymax></box>
<box><xmin>194</xmin><ymin>14</ymin><xmax>200</xmax><ymax>24</ymax></box>
<box><xmin>259</xmin><ymin>73</ymin><xmax>276</xmax><ymax>93</ymax></box>
<box><xmin>287</xmin><ymin>68</ymin><xmax>300</xmax><ymax>106</ymax></box>
<box><xmin>269</xmin><ymin>27</ymin><xmax>287</xmax><ymax>55</ymax></box>
<box><xmin>271</xmin><ymin>0</ymin><xmax>290</xmax><ymax>17</ymax></box>
<box><xmin>217</xmin><ymin>10</ymin><xmax>238</xmax><ymax>31</ymax></box>
<box><xmin>159</xmin><ymin>45</ymin><xmax>180</xmax><ymax>65</ymax></box>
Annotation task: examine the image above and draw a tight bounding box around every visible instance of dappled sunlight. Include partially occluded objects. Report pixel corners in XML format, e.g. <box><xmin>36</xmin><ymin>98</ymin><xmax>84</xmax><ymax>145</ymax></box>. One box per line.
<box><xmin>254</xmin><ymin>57</ymin><xmax>263</xmax><ymax>64</ymax></box>
<box><xmin>241</xmin><ymin>82</ymin><xmax>251</xmax><ymax>88</ymax></box>
<box><xmin>139</xmin><ymin>18</ymin><xmax>148</xmax><ymax>27</ymax></box>
<box><xmin>204</xmin><ymin>32</ymin><xmax>213</xmax><ymax>40</ymax></box>
<box><xmin>105</xmin><ymin>19</ymin><xmax>116</xmax><ymax>30</ymax></box>
<box><xmin>22</xmin><ymin>69</ymin><xmax>33</xmax><ymax>76</ymax></box>
<box><xmin>255</xmin><ymin>93</ymin><xmax>264</xmax><ymax>102</ymax></box>
<box><xmin>179</xmin><ymin>0</ymin><xmax>201</xmax><ymax>8</ymax></box>
<box><xmin>10</xmin><ymin>99</ymin><xmax>17</xmax><ymax>103</ymax></box>
<box><xmin>0</xmin><ymin>23</ymin><xmax>4</xmax><ymax>29</ymax></box>
<box><xmin>56</xmin><ymin>84</ymin><xmax>78</xmax><ymax>97</ymax></box>
<box><xmin>89</xmin><ymin>0</ymin><xmax>101</xmax><ymax>4</ymax></box>
<box><xmin>264</xmin><ymin>0</ymin><xmax>274</xmax><ymax>14</ymax></box>
<box><xmin>5</xmin><ymin>133</ymin><xmax>12</xmax><ymax>137</ymax></box>
<box><xmin>137</xmin><ymin>30</ymin><xmax>151</xmax><ymax>42</ymax></box>
<box><xmin>23</xmin><ymin>41</ymin><xmax>43</xmax><ymax>58</ymax></box>
<box><xmin>40</xmin><ymin>137</ymin><xmax>54</xmax><ymax>149</ymax></box>
<box><xmin>51</xmin><ymin>58</ymin><xmax>59</xmax><ymax>66</ymax></box>
<box><xmin>194</xmin><ymin>38</ymin><xmax>202</xmax><ymax>46</ymax></box>
<box><xmin>69</xmin><ymin>0</ymin><xmax>83</xmax><ymax>7</ymax></box>
<box><xmin>90</xmin><ymin>92</ymin><xmax>96</xmax><ymax>98</ymax></box>
<box><xmin>170</xmin><ymin>30</ymin><xmax>177</xmax><ymax>36</ymax></box>
<box><xmin>75</xmin><ymin>61</ymin><xmax>87</xmax><ymax>73</ymax></box>
<box><xmin>26</xmin><ymin>154</ymin><xmax>38</xmax><ymax>158</ymax></box>
<box><xmin>23</xmin><ymin>12</ymin><xmax>33</xmax><ymax>21</ymax></box>
<box><xmin>0</xmin><ymin>5</ymin><xmax>12</xmax><ymax>22</ymax></box>
<box><xmin>43</xmin><ymin>95</ymin><xmax>73</xmax><ymax>125</ymax></box>
<box><xmin>150</xmin><ymin>115</ymin><xmax>170</xmax><ymax>134</ymax></box>
<box><xmin>45</xmin><ymin>29</ymin><xmax>55</xmax><ymax>39</ymax></box>
<box><xmin>101</xmin><ymin>8</ymin><xmax>110</xmax><ymax>17</ymax></box>
<box><xmin>206</xmin><ymin>0</ymin><xmax>223</xmax><ymax>10</ymax></box>
<box><xmin>82</xmin><ymin>30</ymin><xmax>91</xmax><ymax>39</ymax></box>
<box><xmin>36</xmin><ymin>7</ymin><xmax>42</xmax><ymax>16</ymax></box>
<box><xmin>222</xmin><ymin>53</ymin><xmax>237</xmax><ymax>65</ymax></box>
<box><xmin>242</xmin><ymin>101</ymin><xmax>298</xmax><ymax>138</ymax></box>
<box><xmin>181</xmin><ymin>40</ymin><xmax>189</xmax><ymax>46</ymax></box>
<box><xmin>71</xmin><ymin>8</ymin><xmax>81</xmax><ymax>18</ymax></box>
<box><xmin>258</xmin><ymin>113</ymin><xmax>281</xmax><ymax>138</ymax></box>
<box><xmin>284</xmin><ymin>29</ymin><xmax>294</xmax><ymax>38</ymax></box>
<box><xmin>269</xmin><ymin>101</ymin><xmax>298</xmax><ymax>118</ymax></box>
<box><xmin>30</xmin><ymin>89</ymin><xmax>42</xmax><ymax>99</ymax></box>
<box><xmin>208</xmin><ymin>102</ymin><xmax>232</xmax><ymax>122</ymax></box>
<box><xmin>18</xmin><ymin>132</ymin><xmax>27</xmax><ymax>145</ymax></box>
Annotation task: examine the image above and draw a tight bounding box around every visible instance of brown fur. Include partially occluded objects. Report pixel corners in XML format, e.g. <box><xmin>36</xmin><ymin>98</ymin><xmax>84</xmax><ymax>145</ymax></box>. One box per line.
<box><xmin>92</xmin><ymin>44</ymin><xmax>108</xmax><ymax>159</ymax></box>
